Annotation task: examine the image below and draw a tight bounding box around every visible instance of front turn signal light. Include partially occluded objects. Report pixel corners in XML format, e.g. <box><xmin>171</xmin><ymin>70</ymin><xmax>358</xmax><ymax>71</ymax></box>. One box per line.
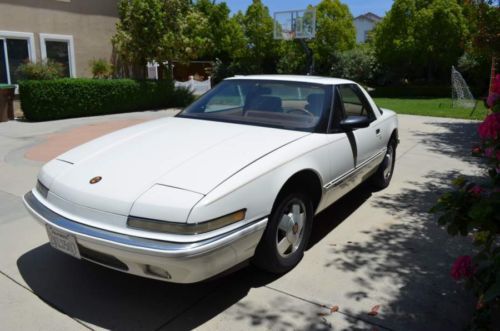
<box><xmin>127</xmin><ymin>209</ymin><xmax>246</xmax><ymax>235</ymax></box>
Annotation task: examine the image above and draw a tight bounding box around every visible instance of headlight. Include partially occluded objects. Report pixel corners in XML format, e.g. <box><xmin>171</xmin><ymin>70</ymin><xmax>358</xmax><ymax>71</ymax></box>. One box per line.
<box><xmin>127</xmin><ymin>209</ymin><xmax>246</xmax><ymax>235</ymax></box>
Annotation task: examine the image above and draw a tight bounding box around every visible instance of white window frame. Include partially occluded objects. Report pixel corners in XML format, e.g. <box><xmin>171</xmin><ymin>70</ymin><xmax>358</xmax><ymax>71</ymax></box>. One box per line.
<box><xmin>40</xmin><ymin>33</ymin><xmax>76</xmax><ymax>78</ymax></box>
<box><xmin>0</xmin><ymin>31</ymin><xmax>36</xmax><ymax>85</ymax></box>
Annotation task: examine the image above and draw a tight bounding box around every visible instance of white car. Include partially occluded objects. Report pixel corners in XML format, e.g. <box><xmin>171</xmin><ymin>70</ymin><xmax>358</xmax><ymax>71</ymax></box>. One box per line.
<box><xmin>24</xmin><ymin>75</ymin><xmax>398</xmax><ymax>283</ymax></box>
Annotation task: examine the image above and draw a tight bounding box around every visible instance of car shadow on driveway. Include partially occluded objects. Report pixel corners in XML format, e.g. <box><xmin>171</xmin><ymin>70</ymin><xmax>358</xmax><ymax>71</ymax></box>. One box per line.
<box><xmin>16</xmin><ymin>184</ymin><xmax>374</xmax><ymax>331</ymax></box>
<box><xmin>308</xmin><ymin>183</ymin><xmax>373</xmax><ymax>249</ymax></box>
<box><xmin>16</xmin><ymin>244</ymin><xmax>275</xmax><ymax>330</ymax></box>
<box><xmin>327</xmin><ymin>170</ymin><xmax>479</xmax><ymax>330</ymax></box>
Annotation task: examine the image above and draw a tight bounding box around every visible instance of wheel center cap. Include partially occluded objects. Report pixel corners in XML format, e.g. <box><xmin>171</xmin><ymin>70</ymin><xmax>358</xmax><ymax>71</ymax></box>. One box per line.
<box><xmin>292</xmin><ymin>223</ymin><xmax>299</xmax><ymax>234</ymax></box>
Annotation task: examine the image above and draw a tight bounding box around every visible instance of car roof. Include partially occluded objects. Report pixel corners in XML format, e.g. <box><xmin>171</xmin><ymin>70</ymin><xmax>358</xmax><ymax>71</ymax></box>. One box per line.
<box><xmin>225</xmin><ymin>74</ymin><xmax>355</xmax><ymax>85</ymax></box>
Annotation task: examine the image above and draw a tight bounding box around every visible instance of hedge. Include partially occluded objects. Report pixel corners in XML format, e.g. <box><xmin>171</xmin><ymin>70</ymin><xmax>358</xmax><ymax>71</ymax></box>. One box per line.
<box><xmin>19</xmin><ymin>78</ymin><xmax>194</xmax><ymax>121</ymax></box>
<box><xmin>369</xmin><ymin>85</ymin><xmax>452</xmax><ymax>98</ymax></box>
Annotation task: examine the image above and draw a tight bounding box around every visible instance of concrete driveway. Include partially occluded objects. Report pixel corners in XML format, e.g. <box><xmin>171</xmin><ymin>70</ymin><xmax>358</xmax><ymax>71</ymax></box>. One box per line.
<box><xmin>0</xmin><ymin>111</ymin><xmax>481</xmax><ymax>330</ymax></box>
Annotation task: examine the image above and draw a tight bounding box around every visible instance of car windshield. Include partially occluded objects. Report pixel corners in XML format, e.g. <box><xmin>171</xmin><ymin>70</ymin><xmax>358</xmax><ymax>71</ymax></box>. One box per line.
<box><xmin>178</xmin><ymin>79</ymin><xmax>329</xmax><ymax>131</ymax></box>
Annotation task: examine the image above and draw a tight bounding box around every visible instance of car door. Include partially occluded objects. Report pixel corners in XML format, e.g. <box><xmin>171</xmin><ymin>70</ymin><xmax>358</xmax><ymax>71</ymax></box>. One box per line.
<box><xmin>337</xmin><ymin>84</ymin><xmax>386</xmax><ymax>182</ymax></box>
<box><xmin>319</xmin><ymin>87</ymin><xmax>357</xmax><ymax>210</ymax></box>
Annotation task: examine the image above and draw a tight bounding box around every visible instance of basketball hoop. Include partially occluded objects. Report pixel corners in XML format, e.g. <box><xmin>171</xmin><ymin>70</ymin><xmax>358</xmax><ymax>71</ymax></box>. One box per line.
<box><xmin>273</xmin><ymin>9</ymin><xmax>316</xmax><ymax>40</ymax></box>
<box><xmin>280</xmin><ymin>30</ymin><xmax>296</xmax><ymax>41</ymax></box>
<box><xmin>274</xmin><ymin>9</ymin><xmax>316</xmax><ymax>75</ymax></box>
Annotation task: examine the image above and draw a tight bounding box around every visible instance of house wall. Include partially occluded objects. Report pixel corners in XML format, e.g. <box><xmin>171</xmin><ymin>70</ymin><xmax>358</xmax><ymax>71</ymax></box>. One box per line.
<box><xmin>0</xmin><ymin>0</ymin><xmax>118</xmax><ymax>78</ymax></box>
<box><xmin>354</xmin><ymin>17</ymin><xmax>376</xmax><ymax>43</ymax></box>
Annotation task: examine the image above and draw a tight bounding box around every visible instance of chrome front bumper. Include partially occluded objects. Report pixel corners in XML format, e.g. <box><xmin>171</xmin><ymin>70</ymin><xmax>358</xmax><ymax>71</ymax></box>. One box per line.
<box><xmin>23</xmin><ymin>191</ymin><xmax>268</xmax><ymax>283</ymax></box>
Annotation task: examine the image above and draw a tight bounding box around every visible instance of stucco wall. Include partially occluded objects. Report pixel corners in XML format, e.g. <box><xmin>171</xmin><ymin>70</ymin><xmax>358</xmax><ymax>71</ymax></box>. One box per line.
<box><xmin>0</xmin><ymin>0</ymin><xmax>118</xmax><ymax>77</ymax></box>
<box><xmin>354</xmin><ymin>17</ymin><xmax>376</xmax><ymax>44</ymax></box>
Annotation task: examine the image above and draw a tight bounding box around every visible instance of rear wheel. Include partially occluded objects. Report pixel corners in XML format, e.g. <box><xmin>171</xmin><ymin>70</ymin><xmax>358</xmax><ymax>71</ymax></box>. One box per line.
<box><xmin>253</xmin><ymin>192</ymin><xmax>313</xmax><ymax>273</ymax></box>
<box><xmin>371</xmin><ymin>138</ymin><xmax>397</xmax><ymax>190</ymax></box>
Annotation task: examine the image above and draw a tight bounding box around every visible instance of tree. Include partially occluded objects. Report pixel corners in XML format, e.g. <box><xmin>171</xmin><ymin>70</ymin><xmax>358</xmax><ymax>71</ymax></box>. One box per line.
<box><xmin>413</xmin><ymin>0</ymin><xmax>469</xmax><ymax>80</ymax></box>
<box><xmin>239</xmin><ymin>0</ymin><xmax>281</xmax><ymax>74</ymax></box>
<box><xmin>112</xmin><ymin>0</ymin><xmax>167</xmax><ymax>73</ymax></box>
<box><xmin>276</xmin><ymin>41</ymin><xmax>308</xmax><ymax>75</ymax></box>
<box><xmin>459</xmin><ymin>0</ymin><xmax>500</xmax><ymax>58</ymax></box>
<box><xmin>311</xmin><ymin>0</ymin><xmax>356</xmax><ymax>74</ymax></box>
<box><xmin>330</xmin><ymin>44</ymin><xmax>379</xmax><ymax>84</ymax></box>
<box><xmin>373</xmin><ymin>0</ymin><xmax>469</xmax><ymax>83</ymax></box>
<box><xmin>194</xmin><ymin>0</ymin><xmax>246</xmax><ymax>62</ymax></box>
<box><xmin>112</xmin><ymin>0</ymin><xmax>211</xmax><ymax>77</ymax></box>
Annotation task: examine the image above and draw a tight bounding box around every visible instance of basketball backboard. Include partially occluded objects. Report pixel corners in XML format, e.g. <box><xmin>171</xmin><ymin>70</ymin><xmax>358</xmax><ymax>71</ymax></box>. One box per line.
<box><xmin>273</xmin><ymin>9</ymin><xmax>316</xmax><ymax>40</ymax></box>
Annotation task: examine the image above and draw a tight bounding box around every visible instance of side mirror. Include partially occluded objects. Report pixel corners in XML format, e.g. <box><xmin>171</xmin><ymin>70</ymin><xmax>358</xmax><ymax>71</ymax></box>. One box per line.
<box><xmin>340</xmin><ymin>116</ymin><xmax>370</xmax><ymax>130</ymax></box>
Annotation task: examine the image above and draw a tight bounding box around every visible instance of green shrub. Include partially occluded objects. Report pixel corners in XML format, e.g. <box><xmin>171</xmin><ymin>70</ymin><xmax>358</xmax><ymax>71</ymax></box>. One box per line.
<box><xmin>370</xmin><ymin>85</ymin><xmax>451</xmax><ymax>98</ymax></box>
<box><xmin>330</xmin><ymin>45</ymin><xmax>379</xmax><ymax>85</ymax></box>
<box><xmin>16</xmin><ymin>61</ymin><xmax>64</xmax><ymax>80</ymax></box>
<box><xmin>89</xmin><ymin>58</ymin><xmax>113</xmax><ymax>79</ymax></box>
<box><xmin>19</xmin><ymin>78</ymin><xmax>194</xmax><ymax>121</ymax></box>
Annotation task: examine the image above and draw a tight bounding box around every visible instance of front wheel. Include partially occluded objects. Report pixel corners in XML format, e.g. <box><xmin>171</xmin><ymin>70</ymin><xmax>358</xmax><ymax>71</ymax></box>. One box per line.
<box><xmin>253</xmin><ymin>192</ymin><xmax>313</xmax><ymax>274</ymax></box>
<box><xmin>370</xmin><ymin>138</ymin><xmax>397</xmax><ymax>190</ymax></box>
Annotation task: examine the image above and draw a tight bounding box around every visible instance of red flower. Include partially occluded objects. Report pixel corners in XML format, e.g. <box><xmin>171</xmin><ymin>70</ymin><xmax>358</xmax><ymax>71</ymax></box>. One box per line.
<box><xmin>451</xmin><ymin>255</ymin><xmax>474</xmax><ymax>281</ymax></box>
<box><xmin>468</xmin><ymin>185</ymin><xmax>483</xmax><ymax>197</ymax></box>
<box><xmin>487</xmin><ymin>93</ymin><xmax>499</xmax><ymax>108</ymax></box>
<box><xmin>472</xmin><ymin>146</ymin><xmax>482</xmax><ymax>155</ymax></box>
<box><xmin>493</xmin><ymin>74</ymin><xmax>500</xmax><ymax>95</ymax></box>
<box><xmin>478</xmin><ymin>113</ymin><xmax>500</xmax><ymax>140</ymax></box>
<box><xmin>487</xmin><ymin>75</ymin><xmax>500</xmax><ymax>108</ymax></box>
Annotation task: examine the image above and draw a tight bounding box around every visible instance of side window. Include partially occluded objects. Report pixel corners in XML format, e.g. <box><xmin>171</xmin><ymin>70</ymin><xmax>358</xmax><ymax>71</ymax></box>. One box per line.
<box><xmin>328</xmin><ymin>87</ymin><xmax>344</xmax><ymax>132</ymax></box>
<box><xmin>337</xmin><ymin>84</ymin><xmax>375</xmax><ymax>121</ymax></box>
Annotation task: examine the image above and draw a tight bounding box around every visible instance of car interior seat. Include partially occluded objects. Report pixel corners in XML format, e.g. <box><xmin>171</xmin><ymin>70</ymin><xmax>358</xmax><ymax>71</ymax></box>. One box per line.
<box><xmin>305</xmin><ymin>93</ymin><xmax>324</xmax><ymax>116</ymax></box>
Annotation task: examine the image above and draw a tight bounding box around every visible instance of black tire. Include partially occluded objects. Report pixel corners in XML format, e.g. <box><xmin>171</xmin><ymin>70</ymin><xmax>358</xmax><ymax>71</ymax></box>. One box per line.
<box><xmin>370</xmin><ymin>138</ymin><xmax>397</xmax><ymax>190</ymax></box>
<box><xmin>253</xmin><ymin>192</ymin><xmax>313</xmax><ymax>274</ymax></box>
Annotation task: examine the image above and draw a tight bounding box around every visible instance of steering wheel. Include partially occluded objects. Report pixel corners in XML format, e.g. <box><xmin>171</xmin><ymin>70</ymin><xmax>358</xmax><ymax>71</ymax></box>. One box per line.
<box><xmin>284</xmin><ymin>108</ymin><xmax>315</xmax><ymax>118</ymax></box>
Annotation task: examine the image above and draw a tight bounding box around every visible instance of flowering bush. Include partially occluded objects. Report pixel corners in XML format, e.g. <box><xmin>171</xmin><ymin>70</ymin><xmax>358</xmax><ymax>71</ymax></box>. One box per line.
<box><xmin>486</xmin><ymin>74</ymin><xmax>500</xmax><ymax>112</ymax></box>
<box><xmin>451</xmin><ymin>255</ymin><xmax>474</xmax><ymax>281</ymax></box>
<box><xmin>431</xmin><ymin>72</ymin><xmax>500</xmax><ymax>329</ymax></box>
<box><xmin>479</xmin><ymin>113</ymin><xmax>500</xmax><ymax>140</ymax></box>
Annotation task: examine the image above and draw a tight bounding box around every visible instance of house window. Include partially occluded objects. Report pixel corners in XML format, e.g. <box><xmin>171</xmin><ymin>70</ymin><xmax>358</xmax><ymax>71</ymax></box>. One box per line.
<box><xmin>0</xmin><ymin>31</ymin><xmax>36</xmax><ymax>85</ymax></box>
<box><xmin>40</xmin><ymin>34</ymin><xmax>75</xmax><ymax>77</ymax></box>
<box><xmin>0</xmin><ymin>40</ymin><xmax>8</xmax><ymax>84</ymax></box>
<box><xmin>45</xmin><ymin>40</ymin><xmax>70</xmax><ymax>77</ymax></box>
<box><xmin>5</xmin><ymin>39</ymin><xmax>30</xmax><ymax>83</ymax></box>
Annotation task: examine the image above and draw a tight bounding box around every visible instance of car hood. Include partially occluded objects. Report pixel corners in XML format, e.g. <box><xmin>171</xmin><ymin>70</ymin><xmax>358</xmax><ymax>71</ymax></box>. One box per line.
<box><xmin>47</xmin><ymin>117</ymin><xmax>309</xmax><ymax>215</ymax></box>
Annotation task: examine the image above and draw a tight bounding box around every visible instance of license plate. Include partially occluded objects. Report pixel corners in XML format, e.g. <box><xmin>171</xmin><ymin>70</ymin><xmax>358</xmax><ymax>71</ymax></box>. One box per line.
<box><xmin>46</xmin><ymin>224</ymin><xmax>81</xmax><ymax>259</ymax></box>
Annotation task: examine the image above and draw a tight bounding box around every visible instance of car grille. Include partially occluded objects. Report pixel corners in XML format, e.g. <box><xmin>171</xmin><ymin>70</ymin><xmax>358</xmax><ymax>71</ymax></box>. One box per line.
<box><xmin>78</xmin><ymin>244</ymin><xmax>129</xmax><ymax>271</ymax></box>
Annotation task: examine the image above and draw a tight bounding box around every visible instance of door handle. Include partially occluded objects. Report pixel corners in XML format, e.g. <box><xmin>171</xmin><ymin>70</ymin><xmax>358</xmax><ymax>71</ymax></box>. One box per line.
<box><xmin>376</xmin><ymin>129</ymin><xmax>381</xmax><ymax>135</ymax></box>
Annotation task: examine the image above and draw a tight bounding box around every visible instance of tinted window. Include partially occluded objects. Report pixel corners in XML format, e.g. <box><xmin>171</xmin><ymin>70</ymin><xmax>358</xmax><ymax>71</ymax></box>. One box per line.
<box><xmin>205</xmin><ymin>83</ymin><xmax>244</xmax><ymax>112</ymax></box>
<box><xmin>337</xmin><ymin>84</ymin><xmax>374</xmax><ymax>120</ymax></box>
<box><xmin>180</xmin><ymin>80</ymin><xmax>329</xmax><ymax>132</ymax></box>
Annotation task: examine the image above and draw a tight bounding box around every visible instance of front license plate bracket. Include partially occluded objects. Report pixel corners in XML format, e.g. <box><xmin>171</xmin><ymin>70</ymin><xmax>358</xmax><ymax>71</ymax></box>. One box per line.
<box><xmin>46</xmin><ymin>224</ymin><xmax>81</xmax><ymax>259</ymax></box>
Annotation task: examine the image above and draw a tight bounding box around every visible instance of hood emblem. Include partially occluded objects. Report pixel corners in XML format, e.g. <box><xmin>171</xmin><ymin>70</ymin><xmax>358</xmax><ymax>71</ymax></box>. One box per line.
<box><xmin>89</xmin><ymin>176</ymin><xmax>102</xmax><ymax>184</ymax></box>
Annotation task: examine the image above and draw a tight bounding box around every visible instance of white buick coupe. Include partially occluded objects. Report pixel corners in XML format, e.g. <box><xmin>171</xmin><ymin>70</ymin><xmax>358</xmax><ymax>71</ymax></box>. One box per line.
<box><xmin>24</xmin><ymin>75</ymin><xmax>398</xmax><ymax>283</ymax></box>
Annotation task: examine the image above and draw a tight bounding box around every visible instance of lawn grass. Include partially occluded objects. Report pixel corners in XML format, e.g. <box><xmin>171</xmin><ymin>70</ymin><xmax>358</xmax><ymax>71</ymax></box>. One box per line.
<box><xmin>373</xmin><ymin>98</ymin><xmax>488</xmax><ymax>120</ymax></box>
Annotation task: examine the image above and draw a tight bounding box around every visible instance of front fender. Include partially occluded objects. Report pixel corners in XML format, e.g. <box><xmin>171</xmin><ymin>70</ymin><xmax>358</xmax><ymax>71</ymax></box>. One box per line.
<box><xmin>187</xmin><ymin>134</ymin><xmax>331</xmax><ymax>225</ymax></box>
